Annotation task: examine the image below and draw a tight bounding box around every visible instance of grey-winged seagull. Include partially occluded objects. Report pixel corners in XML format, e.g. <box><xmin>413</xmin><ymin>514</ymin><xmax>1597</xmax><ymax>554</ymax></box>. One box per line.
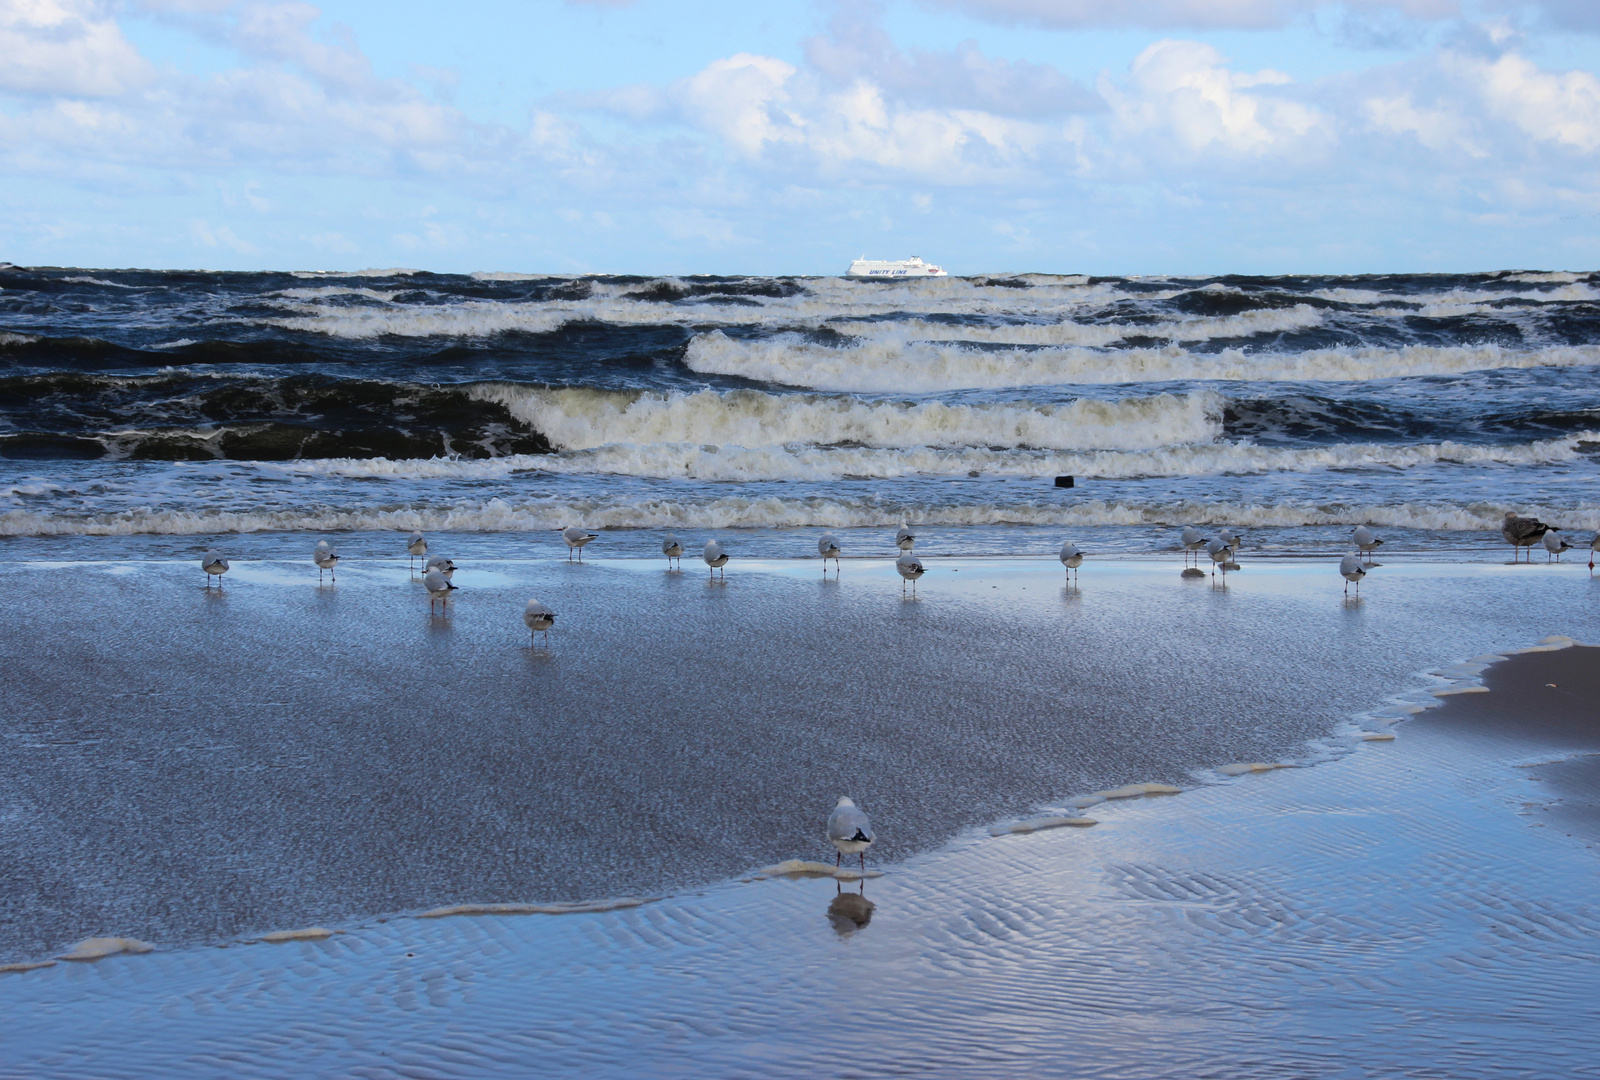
<box><xmin>895</xmin><ymin>552</ymin><xmax>925</xmax><ymax>594</ymax></box>
<box><xmin>1059</xmin><ymin>540</ymin><xmax>1084</xmax><ymax>584</ymax></box>
<box><xmin>1340</xmin><ymin>553</ymin><xmax>1367</xmax><ymax>595</ymax></box>
<box><xmin>662</xmin><ymin>534</ymin><xmax>683</xmax><ymax>569</ymax></box>
<box><xmin>1181</xmin><ymin>526</ymin><xmax>1208</xmax><ymax>567</ymax></box>
<box><xmin>425</xmin><ymin>555</ymin><xmax>456</xmax><ymax>578</ymax></box>
<box><xmin>1502</xmin><ymin>512</ymin><xmax>1553</xmax><ymax>562</ymax></box>
<box><xmin>1206</xmin><ymin>538</ymin><xmax>1233</xmax><ymax>579</ymax></box>
<box><xmin>1353</xmin><ymin>525</ymin><xmax>1383</xmax><ymax>559</ymax></box>
<box><xmin>819</xmin><ymin>532</ymin><xmax>841</xmax><ymax>572</ymax></box>
<box><xmin>896</xmin><ymin>525</ymin><xmax>915</xmax><ymax>553</ymax></box>
<box><xmin>703</xmin><ymin>539</ymin><xmax>729</xmax><ymax>579</ymax></box>
<box><xmin>313</xmin><ymin>540</ymin><xmax>339</xmax><ymax>583</ymax></box>
<box><xmin>563</xmin><ymin>526</ymin><xmax>598</xmax><ymax>561</ymax></box>
<box><xmin>827</xmin><ymin>796</ymin><xmax>875</xmax><ymax>872</ymax></box>
<box><xmin>524</xmin><ymin>598</ymin><xmax>555</xmax><ymax>644</ymax></box>
<box><xmin>201</xmin><ymin>550</ymin><xmax>229</xmax><ymax>588</ymax></box>
<box><xmin>423</xmin><ymin>568</ymin><xmax>457</xmax><ymax>613</ymax></box>
<box><xmin>407</xmin><ymin>531</ymin><xmax>427</xmax><ymax>571</ymax></box>
<box><xmin>1544</xmin><ymin>531</ymin><xmax>1572</xmax><ymax>562</ymax></box>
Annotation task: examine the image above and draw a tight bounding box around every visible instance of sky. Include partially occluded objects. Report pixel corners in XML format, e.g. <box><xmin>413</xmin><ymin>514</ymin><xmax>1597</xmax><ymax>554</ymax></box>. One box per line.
<box><xmin>2</xmin><ymin>0</ymin><xmax>1600</xmax><ymax>274</ymax></box>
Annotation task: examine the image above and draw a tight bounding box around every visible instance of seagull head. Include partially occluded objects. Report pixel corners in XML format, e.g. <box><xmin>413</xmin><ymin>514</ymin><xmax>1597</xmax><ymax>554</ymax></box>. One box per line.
<box><xmin>836</xmin><ymin>795</ymin><xmax>856</xmax><ymax>808</ymax></box>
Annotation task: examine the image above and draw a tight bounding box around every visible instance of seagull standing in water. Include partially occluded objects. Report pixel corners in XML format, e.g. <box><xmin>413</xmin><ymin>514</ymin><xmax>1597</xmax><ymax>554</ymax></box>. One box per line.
<box><xmin>423</xmin><ymin>569</ymin><xmax>457</xmax><ymax>613</ymax></box>
<box><xmin>819</xmin><ymin>532</ymin><xmax>841</xmax><ymax>573</ymax></box>
<box><xmin>563</xmin><ymin>527</ymin><xmax>598</xmax><ymax>561</ymax></box>
<box><xmin>703</xmin><ymin>539</ymin><xmax>729</xmax><ymax>579</ymax></box>
<box><xmin>1353</xmin><ymin>525</ymin><xmax>1383</xmax><ymax>560</ymax></box>
<box><xmin>896</xmin><ymin>525</ymin><xmax>916</xmax><ymax>553</ymax></box>
<box><xmin>313</xmin><ymin>540</ymin><xmax>339</xmax><ymax>583</ymax></box>
<box><xmin>1181</xmin><ymin>526</ymin><xmax>1208</xmax><ymax>567</ymax></box>
<box><xmin>1218</xmin><ymin>527</ymin><xmax>1243</xmax><ymax>554</ymax></box>
<box><xmin>1059</xmin><ymin>541</ymin><xmax>1084</xmax><ymax>584</ymax></box>
<box><xmin>1544</xmin><ymin>531</ymin><xmax>1572</xmax><ymax>562</ymax></box>
<box><xmin>407</xmin><ymin>531</ymin><xmax>427</xmax><ymax>571</ymax></box>
<box><xmin>827</xmin><ymin>796</ymin><xmax>875</xmax><ymax>872</ymax></box>
<box><xmin>523</xmin><ymin>598</ymin><xmax>555</xmax><ymax>644</ymax></box>
<box><xmin>1206</xmin><ymin>538</ymin><xmax>1233</xmax><ymax>579</ymax></box>
<box><xmin>1502</xmin><ymin>512</ymin><xmax>1553</xmax><ymax>562</ymax></box>
<box><xmin>895</xmin><ymin>552</ymin><xmax>925</xmax><ymax>594</ymax></box>
<box><xmin>662</xmin><ymin>534</ymin><xmax>684</xmax><ymax>569</ymax></box>
<box><xmin>1340</xmin><ymin>553</ymin><xmax>1367</xmax><ymax>595</ymax></box>
<box><xmin>201</xmin><ymin>550</ymin><xmax>229</xmax><ymax>588</ymax></box>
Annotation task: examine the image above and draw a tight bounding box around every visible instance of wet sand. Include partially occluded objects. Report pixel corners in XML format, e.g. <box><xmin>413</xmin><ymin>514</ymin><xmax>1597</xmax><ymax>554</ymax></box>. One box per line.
<box><xmin>1</xmin><ymin>554</ymin><xmax>1596</xmax><ymax>964</ymax></box>
<box><xmin>2</xmin><ymin>640</ymin><xmax>1597</xmax><ymax>1077</ymax></box>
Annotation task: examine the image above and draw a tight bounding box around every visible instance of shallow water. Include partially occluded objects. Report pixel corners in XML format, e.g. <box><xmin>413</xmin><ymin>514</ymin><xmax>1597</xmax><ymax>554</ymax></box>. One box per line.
<box><xmin>1</xmin><ymin>554</ymin><xmax>1595</xmax><ymax>965</ymax></box>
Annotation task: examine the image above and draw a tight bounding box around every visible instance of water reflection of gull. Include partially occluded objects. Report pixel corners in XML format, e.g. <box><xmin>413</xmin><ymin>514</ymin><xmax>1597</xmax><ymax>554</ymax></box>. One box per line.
<box><xmin>828</xmin><ymin>881</ymin><xmax>874</xmax><ymax>935</ymax></box>
<box><xmin>827</xmin><ymin>796</ymin><xmax>874</xmax><ymax>872</ymax></box>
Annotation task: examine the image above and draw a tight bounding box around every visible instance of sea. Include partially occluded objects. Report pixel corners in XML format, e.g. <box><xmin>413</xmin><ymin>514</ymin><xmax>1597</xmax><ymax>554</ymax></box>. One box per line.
<box><xmin>2</xmin><ymin>265</ymin><xmax>1598</xmax><ymax>557</ymax></box>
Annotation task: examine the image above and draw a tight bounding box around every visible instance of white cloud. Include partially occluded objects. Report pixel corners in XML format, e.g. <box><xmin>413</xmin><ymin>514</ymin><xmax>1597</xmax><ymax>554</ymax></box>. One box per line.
<box><xmin>1470</xmin><ymin>51</ymin><xmax>1600</xmax><ymax>152</ymax></box>
<box><xmin>919</xmin><ymin>0</ymin><xmax>1458</xmax><ymax>30</ymax></box>
<box><xmin>1101</xmin><ymin>40</ymin><xmax>1328</xmax><ymax>160</ymax></box>
<box><xmin>0</xmin><ymin>0</ymin><xmax>154</xmax><ymax>96</ymax></box>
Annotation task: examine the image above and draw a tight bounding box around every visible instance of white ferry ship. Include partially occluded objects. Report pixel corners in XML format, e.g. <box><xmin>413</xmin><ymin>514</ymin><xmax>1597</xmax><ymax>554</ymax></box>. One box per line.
<box><xmin>845</xmin><ymin>256</ymin><xmax>947</xmax><ymax>278</ymax></box>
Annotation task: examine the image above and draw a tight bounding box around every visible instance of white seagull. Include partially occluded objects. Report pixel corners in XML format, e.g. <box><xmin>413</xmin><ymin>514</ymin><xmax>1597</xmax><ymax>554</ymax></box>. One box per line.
<box><xmin>313</xmin><ymin>540</ymin><xmax>339</xmax><ymax>583</ymax></box>
<box><xmin>1181</xmin><ymin>526</ymin><xmax>1209</xmax><ymax>567</ymax></box>
<box><xmin>1502</xmin><ymin>511</ymin><xmax>1553</xmax><ymax>563</ymax></box>
<box><xmin>1206</xmin><ymin>538</ymin><xmax>1233</xmax><ymax>578</ymax></box>
<box><xmin>563</xmin><ymin>526</ymin><xmax>598</xmax><ymax>561</ymax></box>
<box><xmin>703</xmin><ymin>539</ymin><xmax>729</xmax><ymax>579</ymax></box>
<box><xmin>1059</xmin><ymin>541</ymin><xmax>1084</xmax><ymax>583</ymax></box>
<box><xmin>1340</xmin><ymin>553</ymin><xmax>1367</xmax><ymax>595</ymax></box>
<box><xmin>895</xmin><ymin>552</ymin><xmax>926</xmax><ymax>594</ymax></box>
<box><xmin>1544</xmin><ymin>530</ymin><xmax>1572</xmax><ymax>562</ymax></box>
<box><xmin>406</xmin><ymin>531</ymin><xmax>427</xmax><ymax>571</ymax></box>
<box><xmin>201</xmin><ymin>550</ymin><xmax>229</xmax><ymax>588</ymax></box>
<box><xmin>524</xmin><ymin>598</ymin><xmax>555</xmax><ymax>644</ymax></box>
<box><xmin>1353</xmin><ymin>525</ymin><xmax>1383</xmax><ymax>559</ymax></box>
<box><xmin>662</xmin><ymin>534</ymin><xmax>684</xmax><ymax>569</ymax></box>
<box><xmin>423</xmin><ymin>568</ymin><xmax>457</xmax><ymax>613</ymax></box>
<box><xmin>819</xmin><ymin>532</ymin><xmax>841</xmax><ymax>572</ymax></box>
<box><xmin>895</xmin><ymin>525</ymin><xmax>916</xmax><ymax>553</ymax></box>
<box><xmin>827</xmin><ymin>796</ymin><xmax>875</xmax><ymax>872</ymax></box>
<box><xmin>1218</xmin><ymin>527</ymin><xmax>1243</xmax><ymax>554</ymax></box>
<box><xmin>425</xmin><ymin>555</ymin><xmax>456</xmax><ymax>578</ymax></box>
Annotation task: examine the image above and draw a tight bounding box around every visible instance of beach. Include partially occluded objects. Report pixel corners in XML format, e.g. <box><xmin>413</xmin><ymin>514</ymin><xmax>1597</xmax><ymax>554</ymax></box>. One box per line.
<box><xmin>1</xmin><ymin>548</ymin><xmax>1597</xmax><ymax>1076</ymax></box>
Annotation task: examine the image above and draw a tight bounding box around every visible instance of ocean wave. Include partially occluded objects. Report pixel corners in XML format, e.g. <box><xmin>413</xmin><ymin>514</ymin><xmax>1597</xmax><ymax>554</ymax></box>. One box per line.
<box><xmin>466</xmin><ymin>384</ymin><xmax>1223</xmax><ymax>452</ymax></box>
<box><xmin>683</xmin><ymin>333</ymin><xmax>1600</xmax><ymax>392</ymax></box>
<box><xmin>6</xmin><ymin>495</ymin><xmax>1594</xmax><ymax>536</ymax></box>
<box><xmin>829</xmin><ymin>305</ymin><xmax>1325</xmax><ymax>348</ymax></box>
<box><xmin>272</xmin><ymin>432</ymin><xmax>1597</xmax><ymax>484</ymax></box>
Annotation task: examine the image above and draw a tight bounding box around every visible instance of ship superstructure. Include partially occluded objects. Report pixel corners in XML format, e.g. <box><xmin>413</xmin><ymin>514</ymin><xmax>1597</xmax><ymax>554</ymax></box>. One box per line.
<box><xmin>845</xmin><ymin>256</ymin><xmax>947</xmax><ymax>278</ymax></box>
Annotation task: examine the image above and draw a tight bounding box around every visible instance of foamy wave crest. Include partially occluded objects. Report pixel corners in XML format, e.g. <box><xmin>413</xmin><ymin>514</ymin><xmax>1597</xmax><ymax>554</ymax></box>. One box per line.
<box><xmin>829</xmin><ymin>305</ymin><xmax>1324</xmax><ymax>349</ymax></box>
<box><xmin>267</xmin><ymin>302</ymin><xmax>569</xmax><ymax>339</ymax></box>
<box><xmin>466</xmin><ymin>385</ymin><xmax>1222</xmax><ymax>452</ymax></box>
<box><xmin>7</xmin><ymin>497</ymin><xmax>1595</xmax><ymax>536</ymax></box>
<box><xmin>684</xmin><ymin>333</ymin><xmax>1600</xmax><ymax>392</ymax></box>
<box><xmin>274</xmin><ymin>432</ymin><xmax>1595</xmax><ymax>484</ymax></box>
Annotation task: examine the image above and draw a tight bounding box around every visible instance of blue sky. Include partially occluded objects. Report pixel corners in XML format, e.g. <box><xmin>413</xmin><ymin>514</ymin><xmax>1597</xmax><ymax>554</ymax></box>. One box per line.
<box><xmin>3</xmin><ymin>0</ymin><xmax>1599</xmax><ymax>274</ymax></box>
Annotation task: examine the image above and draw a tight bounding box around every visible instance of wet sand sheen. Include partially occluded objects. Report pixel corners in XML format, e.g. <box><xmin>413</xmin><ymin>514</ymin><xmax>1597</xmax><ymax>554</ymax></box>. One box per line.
<box><xmin>2</xmin><ymin>643</ymin><xmax>1597</xmax><ymax>1077</ymax></box>
<box><xmin>0</xmin><ymin>555</ymin><xmax>1596</xmax><ymax>965</ymax></box>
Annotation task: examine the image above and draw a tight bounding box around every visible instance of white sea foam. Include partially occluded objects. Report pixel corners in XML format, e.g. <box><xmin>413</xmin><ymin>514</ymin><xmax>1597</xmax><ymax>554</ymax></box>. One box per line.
<box><xmin>466</xmin><ymin>385</ymin><xmax>1224</xmax><ymax>452</ymax></box>
<box><xmin>827</xmin><ymin>305</ymin><xmax>1325</xmax><ymax>348</ymax></box>
<box><xmin>8</xmin><ymin>495</ymin><xmax>1595</xmax><ymax>537</ymax></box>
<box><xmin>0</xmin><ymin>332</ymin><xmax>39</xmax><ymax>346</ymax></box>
<box><xmin>684</xmin><ymin>333</ymin><xmax>1600</xmax><ymax>391</ymax></box>
<box><xmin>271</xmin><ymin>287</ymin><xmax>403</xmax><ymax>302</ymax></box>
<box><xmin>63</xmin><ymin>276</ymin><xmax>137</xmax><ymax>288</ymax></box>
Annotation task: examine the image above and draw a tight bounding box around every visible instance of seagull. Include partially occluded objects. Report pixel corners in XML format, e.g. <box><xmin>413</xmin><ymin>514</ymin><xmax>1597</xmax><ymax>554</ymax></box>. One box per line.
<box><xmin>662</xmin><ymin>534</ymin><xmax>684</xmax><ymax>569</ymax></box>
<box><xmin>1591</xmin><ymin>533</ymin><xmax>1600</xmax><ymax>571</ymax></box>
<box><xmin>407</xmin><ymin>531</ymin><xmax>427</xmax><ymax>571</ymax></box>
<box><xmin>703</xmin><ymin>539</ymin><xmax>729</xmax><ymax>579</ymax></box>
<box><xmin>313</xmin><ymin>540</ymin><xmax>339</xmax><ymax>583</ymax></box>
<box><xmin>1544</xmin><ymin>530</ymin><xmax>1572</xmax><ymax>562</ymax></box>
<box><xmin>827</xmin><ymin>796</ymin><xmax>874</xmax><ymax>872</ymax></box>
<box><xmin>818</xmin><ymin>532</ymin><xmax>841</xmax><ymax>572</ymax></box>
<box><xmin>1218</xmin><ymin>527</ymin><xmax>1243</xmax><ymax>554</ymax></box>
<box><xmin>201</xmin><ymin>550</ymin><xmax>229</xmax><ymax>588</ymax></box>
<box><xmin>1353</xmin><ymin>525</ymin><xmax>1383</xmax><ymax>559</ymax></box>
<box><xmin>895</xmin><ymin>525</ymin><xmax>916</xmax><ymax>553</ymax></box>
<box><xmin>425</xmin><ymin>555</ymin><xmax>456</xmax><ymax>578</ymax></box>
<box><xmin>895</xmin><ymin>552</ymin><xmax>925</xmax><ymax>594</ymax></box>
<box><xmin>523</xmin><ymin>598</ymin><xmax>555</xmax><ymax>644</ymax></box>
<box><xmin>1340</xmin><ymin>553</ymin><xmax>1367</xmax><ymax>595</ymax></box>
<box><xmin>423</xmin><ymin>568</ymin><xmax>457</xmax><ymax>613</ymax></box>
<box><xmin>1059</xmin><ymin>541</ymin><xmax>1084</xmax><ymax>584</ymax></box>
<box><xmin>1206</xmin><ymin>538</ymin><xmax>1233</xmax><ymax>579</ymax></box>
<box><xmin>563</xmin><ymin>526</ymin><xmax>598</xmax><ymax>561</ymax></box>
<box><xmin>1181</xmin><ymin>526</ymin><xmax>1209</xmax><ymax>567</ymax></box>
<box><xmin>1502</xmin><ymin>511</ymin><xmax>1553</xmax><ymax>563</ymax></box>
